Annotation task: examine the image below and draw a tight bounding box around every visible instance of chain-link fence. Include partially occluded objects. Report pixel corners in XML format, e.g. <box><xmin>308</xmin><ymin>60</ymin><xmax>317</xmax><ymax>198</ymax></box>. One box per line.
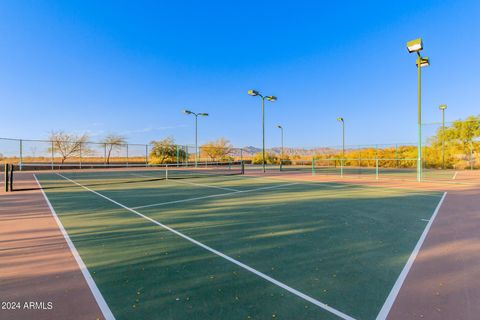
<box><xmin>2</xmin><ymin>117</ymin><xmax>478</xmax><ymax>182</ymax></box>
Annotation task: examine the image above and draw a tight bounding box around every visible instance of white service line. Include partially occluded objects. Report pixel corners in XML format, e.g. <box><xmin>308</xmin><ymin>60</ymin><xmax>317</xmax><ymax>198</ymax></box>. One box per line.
<box><xmin>132</xmin><ymin>182</ymin><xmax>299</xmax><ymax>210</ymax></box>
<box><xmin>55</xmin><ymin>173</ymin><xmax>355</xmax><ymax>320</ymax></box>
<box><xmin>129</xmin><ymin>172</ymin><xmax>241</xmax><ymax>192</ymax></box>
<box><xmin>168</xmin><ymin>178</ymin><xmax>241</xmax><ymax>192</ymax></box>
<box><xmin>34</xmin><ymin>175</ymin><xmax>115</xmax><ymax>320</ymax></box>
<box><xmin>375</xmin><ymin>192</ymin><xmax>447</xmax><ymax>320</ymax></box>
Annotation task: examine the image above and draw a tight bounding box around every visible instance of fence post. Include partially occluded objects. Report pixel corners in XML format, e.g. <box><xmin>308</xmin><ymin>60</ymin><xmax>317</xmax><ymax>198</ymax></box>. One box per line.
<box><xmin>240</xmin><ymin>148</ymin><xmax>243</xmax><ymax>163</ymax></box>
<box><xmin>51</xmin><ymin>140</ymin><xmax>54</xmax><ymax>170</ymax></box>
<box><xmin>471</xmin><ymin>142</ymin><xmax>474</xmax><ymax>170</ymax></box>
<box><xmin>126</xmin><ymin>144</ymin><xmax>129</xmax><ymax>167</ymax></box>
<box><xmin>145</xmin><ymin>145</ymin><xmax>148</xmax><ymax>166</ymax></box>
<box><xmin>312</xmin><ymin>156</ymin><xmax>316</xmax><ymax>176</ymax></box>
<box><xmin>395</xmin><ymin>144</ymin><xmax>398</xmax><ymax>168</ymax></box>
<box><xmin>340</xmin><ymin>155</ymin><xmax>344</xmax><ymax>178</ymax></box>
<box><xmin>19</xmin><ymin>139</ymin><xmax>23</xmax><ymax>171</ymax></box>
<box><xmin>176</xmin><ymin>145</ymin><xmax>179</xmax><ymax>167</ymax></box>
<box><xmin>79</xmin><ymin>142</ymin><xmax>82</xmax><ymax>169</ymax></box>
<box><xmin>103</xmin><ymin>143</ymin><xmax>107</xmax><ymax>167</ymax></box>
<box><xmin>376</xmin><ymin>144</ymin><xmax>379</xmax><ymax>180</ymax></box>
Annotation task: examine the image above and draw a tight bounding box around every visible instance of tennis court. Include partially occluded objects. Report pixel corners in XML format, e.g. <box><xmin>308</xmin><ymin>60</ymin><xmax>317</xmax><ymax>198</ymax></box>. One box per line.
<box><xmin>16</xmin><ymin>164</ymin><xmax>448</xmax><ymax>320</ymax></box>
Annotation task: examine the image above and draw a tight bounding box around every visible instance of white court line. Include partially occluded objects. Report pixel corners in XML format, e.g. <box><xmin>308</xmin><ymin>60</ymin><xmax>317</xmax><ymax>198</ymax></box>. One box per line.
<box><xmin>452</xmin><ymin>171</ymin><xmax>458</xmax><ymax>180</ymax></box>
<box><xmin>376</xmin><ymin>192</ymin><xmax>447</xmax><ymax>320</ymax></box>
<box><xmin>167</xmin><ymin>178</ymin><xmax>241</xmax><ymax>192</ymax></box>
<box><xmin>129</xmin><ymin>172</ymin><xmax>240</xmax><ymax>192</ymax></box>
<box><xmin>132</xmin><ymin>182</ymin><xmax>299</xmax><ymax>210</ymax></box>
<box><xmin>55</xmin><ymin>173</ymin><xmax>355</xmax><ymax>320</ymax></box>
<box><xmin>34</xmin><ymin>175</ymin><xmax>115</xmax><ymax>320</ymax></box>
<box><xmin>420</xmin><ymin>218</ymin><xmax>430</xmax><ymax>222</ymax></box>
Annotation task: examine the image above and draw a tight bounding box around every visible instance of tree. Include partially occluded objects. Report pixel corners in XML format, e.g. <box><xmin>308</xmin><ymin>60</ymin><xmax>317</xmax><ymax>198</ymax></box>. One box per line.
<box><xmin>149</xmin><ymin>137</ymin><xmax>186</xmax><ymax>164</ymax></box>
<box><xmin>48</xmin><ymin>131</ymin><xmax>90</xmax><ymax>164</ymax></box>
<box><xmin>252</xmin><ymin>152</ymin><xmax>279</xmax><ymax>165</ymax></box>
<box><xmin>200</xmin><ymin>138</ymin><xmax>233</xmax><ymax>162</ymax></box>
<box><xmin>428</xmin><ymin>116</ymin><xmax>480</xmax><ymax>168</ymax></box>
<box><xmin>102</xmin><ymin>134</ymin><xmax>126</xmax><ymax>164</ymax></box>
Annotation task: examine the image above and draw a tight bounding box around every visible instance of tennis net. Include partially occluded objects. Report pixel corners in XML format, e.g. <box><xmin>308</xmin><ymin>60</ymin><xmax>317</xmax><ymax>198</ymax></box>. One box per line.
<box><xmin>7</xmin><ymin>161</ymin><xmax>244</xmax><ymax>192</ymax></box>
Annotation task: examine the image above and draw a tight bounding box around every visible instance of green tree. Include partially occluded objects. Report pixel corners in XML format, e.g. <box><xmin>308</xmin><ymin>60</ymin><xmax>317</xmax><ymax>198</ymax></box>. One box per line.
<box><xmin>428</xmin><ymin>116</ymin><xmax>480</xmax><ymax>169</ymax></box>
<box><xmin>149</xmin><ymin>137</ymin><xmax>185</xmax><ymax>164</ymax></box>
<box><xmin>252</xmin><ymin>152</ymin><xmax>279</xmax><ymax>165</ymax></box>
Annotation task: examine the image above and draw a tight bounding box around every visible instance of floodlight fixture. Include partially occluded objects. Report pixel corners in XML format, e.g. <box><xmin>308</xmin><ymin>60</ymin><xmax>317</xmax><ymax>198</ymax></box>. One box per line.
<box><xmin>416</xmin><ymin>57</ymin><xmax>430</xmax><ymax>68</ymax></box>
<box><xmin>407</xmin><ymin>38</ymin><xmax>423</xmax><ymax>53</ymax></box>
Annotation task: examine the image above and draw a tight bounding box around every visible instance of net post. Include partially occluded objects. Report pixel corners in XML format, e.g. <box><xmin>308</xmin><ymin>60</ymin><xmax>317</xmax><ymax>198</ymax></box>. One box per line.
<box><xmin>4</xmin><ymin>163</ymin><xmax>9</xmax><ymax>192</ymax></box>
<box><xmin>279</xmin><ymin>160</ymin><xmax>283</xmax><ymax>171</ymax></box>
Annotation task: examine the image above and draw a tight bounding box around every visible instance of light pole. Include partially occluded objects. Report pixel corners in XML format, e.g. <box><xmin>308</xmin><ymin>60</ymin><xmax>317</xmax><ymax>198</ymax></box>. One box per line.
<box><xmin>407</xmin><ymin>38</ymin><xmax>430</xmax><ymax>182</ymax></box>
<box><xmin>183</xmin><ymin>109</ymin><xmax>209</xmax><ymax>167</ymax></box>
<box><xmin>337</xmin><ymin>117</ymin><xmax>344</xmax><ymax>177</ymax></box>
<box><xmin>248</xmin><ymin>90</ymin><xmax>277</xmax><ymax>173</ymax></box>
<box><xmin>439</xmin><ymin>104</ymin><xmax>447</xmax><ymax>169</ymax></box>
<box><xmin>276</xmin><ymin>125</ymin><xmax>284</xmax><ymax>160</ymax></box>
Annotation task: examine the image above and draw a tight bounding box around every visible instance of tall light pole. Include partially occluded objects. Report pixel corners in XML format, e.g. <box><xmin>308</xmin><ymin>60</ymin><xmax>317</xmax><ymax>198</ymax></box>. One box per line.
<box><xmin>337</xmin><ymin>117</ymin><xmax>345</xmax><ymax>177</ymax></box>
<box><xmin>248</xmin><ymin>89</ymin><xmax>277</xmax><ymax>173</ymax></box>
<box><xmin>276</xmin><ymin>125</ymin><xmax>284</xmax><ymax>160</ymax></box>
<box><xmin>407</xmin><ymin>38</ymin><xmax>430</xmax><ymax>182</ymax></box>
<box><xmin>183</xmin><ymin>109</ymin><xmax>209</xmax><ymax>167</ymax></box>
<box><xmin>439</xmin><ymin>104</ymin><xmax>447</xmax><ymax>169</ymax></box>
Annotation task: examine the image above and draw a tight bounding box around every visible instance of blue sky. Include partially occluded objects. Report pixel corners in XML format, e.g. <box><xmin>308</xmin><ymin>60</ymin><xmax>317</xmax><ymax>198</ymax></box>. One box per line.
<box><xmin>0</xmin><ymin>1</ymin><xmax>479</xmax><ymax>148</ymax></box>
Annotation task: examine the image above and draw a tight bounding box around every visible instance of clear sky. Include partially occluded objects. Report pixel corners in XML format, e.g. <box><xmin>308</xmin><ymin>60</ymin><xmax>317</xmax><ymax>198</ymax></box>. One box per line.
<box><xmin>1</xmin><ymin>1</ymin><xmax>479</xmax><ymax>148</ymax></box>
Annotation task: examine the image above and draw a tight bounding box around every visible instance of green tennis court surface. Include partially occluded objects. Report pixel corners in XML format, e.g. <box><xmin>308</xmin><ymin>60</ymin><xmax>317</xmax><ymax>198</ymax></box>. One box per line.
<box><xmin>36</xmin><ymin>172</ymin><xmax>443</xmax><ymax>319</ymax></box>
